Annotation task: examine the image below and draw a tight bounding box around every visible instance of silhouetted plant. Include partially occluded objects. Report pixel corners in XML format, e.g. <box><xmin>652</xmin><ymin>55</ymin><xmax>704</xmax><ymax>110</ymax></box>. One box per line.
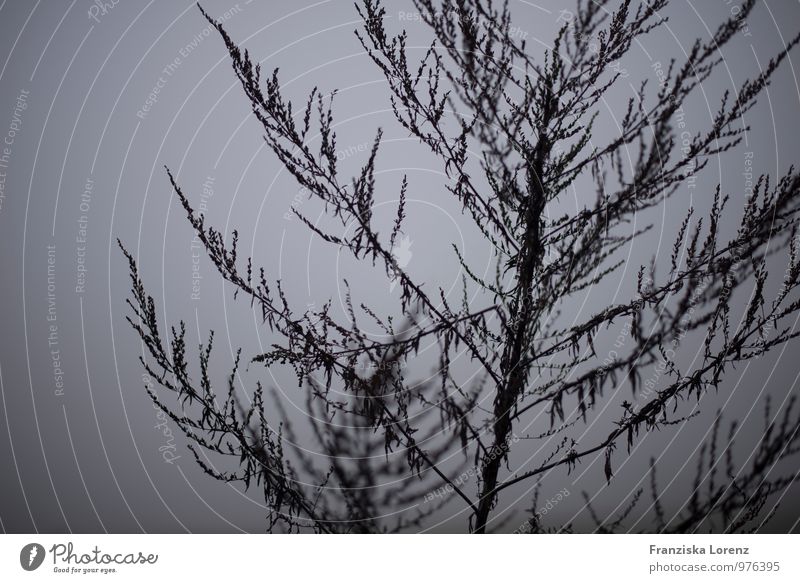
<box><xmin>121</xmin><ymin>0</ymin><xmax>800</xmax><ymax>532</ymax></box>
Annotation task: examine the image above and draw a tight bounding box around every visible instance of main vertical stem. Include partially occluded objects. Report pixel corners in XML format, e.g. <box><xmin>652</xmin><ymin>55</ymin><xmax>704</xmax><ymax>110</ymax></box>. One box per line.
<box><xmin>473</xmin><ymin>212</ymin><xmax>541</xmax><ymax>532</ymax></box>
<box><xmin>473</xmin><ymin>121</ymin><xmax>551</xmax><ymax>533</ymax></box>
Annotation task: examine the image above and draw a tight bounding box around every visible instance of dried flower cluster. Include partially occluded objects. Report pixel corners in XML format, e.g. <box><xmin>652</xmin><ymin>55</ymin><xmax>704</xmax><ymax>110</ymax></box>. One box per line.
<box><xmin>121</xmin><ymin>0</ymin><xmax>800</xmax><ymax>532</ymax></box>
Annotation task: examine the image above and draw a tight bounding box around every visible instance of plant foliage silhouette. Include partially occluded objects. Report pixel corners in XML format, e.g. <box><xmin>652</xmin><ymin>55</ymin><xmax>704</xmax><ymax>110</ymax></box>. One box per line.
<box><xmin>121</xmin><ymin>0</ymin><xmax>800</xmax><ymax>532</ymax></box>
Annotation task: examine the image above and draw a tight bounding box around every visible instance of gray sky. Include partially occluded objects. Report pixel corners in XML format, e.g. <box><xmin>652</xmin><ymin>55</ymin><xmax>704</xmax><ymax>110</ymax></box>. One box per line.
<box><xmin>1</xmin><ymin>0</ymin><xmax>800</xmax><ymax>533</ymax></box>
